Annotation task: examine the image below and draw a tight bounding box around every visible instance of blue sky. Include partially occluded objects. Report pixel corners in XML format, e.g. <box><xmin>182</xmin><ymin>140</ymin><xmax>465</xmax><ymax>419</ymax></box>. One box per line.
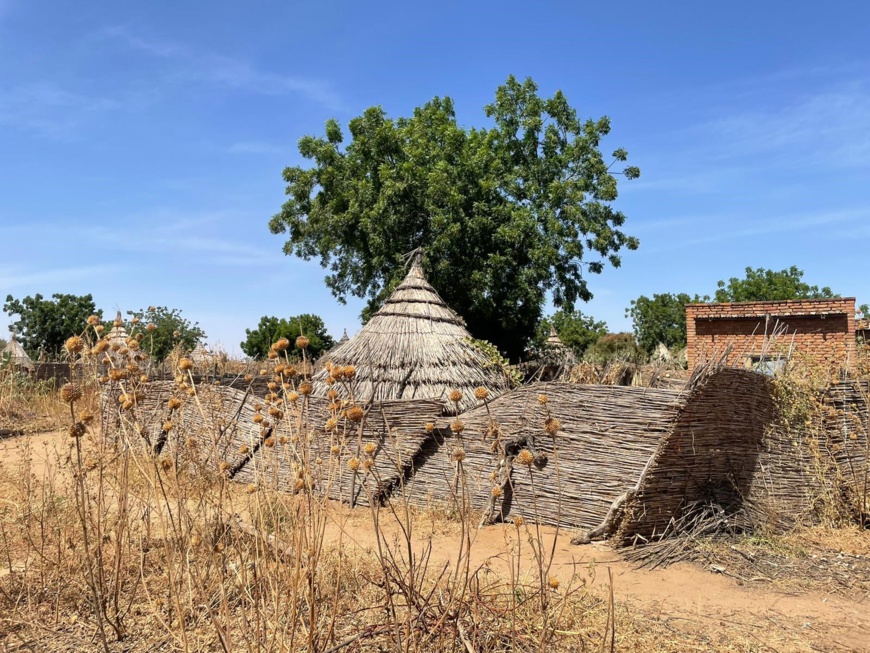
<box><xmin>1</xmin><ymin>0</ymin><xmax>868</xmax><ymax>355</ymax></box>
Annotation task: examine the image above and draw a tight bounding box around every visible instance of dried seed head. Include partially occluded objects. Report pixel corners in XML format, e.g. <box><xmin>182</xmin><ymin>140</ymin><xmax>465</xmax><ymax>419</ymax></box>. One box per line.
<box><xmin>168</xmin><ymin>397</ymin><xmax>182</xmax><ymax>410</ymax></box>
<box><xmin>93</xmin><ymin>340</ymin><xmax>109</xmax><ymax>354</ymax></box>
<box><xmin>298</xmin><ymin>381</ymin><xmax>313</xmax><ymax>396</ymax></box>
<box><xmin>99</xmin><ymin>375</ymin><xmax>109</xmax><ymax>383</ymax></box>
<box><xmin>325</xmin><ymin>417</ymin><xmax>338</xmax><ymax>431</ymax></box>
<box><xmin>544</xmin><ymin>417</ymin><xmax>561</xmax><ymax>436</ymax></box>
<box><xmin>474</xmin><ymin>387</ymin><xmax>489</xmax><ymax>401</ymax></box>
<box><xmin>279</xmin><ymin>436</ymin><xmax>288</xmax><ymax>445</ymax></box>
<box><xmin>449</xmin><ymin>419</ymin><xmax>465</xmax><ymax>434</ymax></box>
<box><xmin>139</xmin><ymin>374</ymin><xmax>149</xmax><ymax>383</ymax></box>
<box><xmin>425</xmin><ymin>422</ymin><xmax>435</xmax><ymax>433</ymax></box>
<box><xmin>491</xmin><ymin>486</ymin><xmax>503</xmax><ymax>498</ymax></box>
<box><xmin>132</xmin><ymin>317</ymin><xmax>140</xmax><ymax>324</ymax></box>
<box><xmin>326</xmin><ymin>389</ymin><xmax>339</xmax><ymax>400</ymax></box>
<box><xmin>246</xmin><ymin>484</ymin><xmax>257</xmax><ymax>494</ymax></box>
<box><xmin>186</xmin><ymin>388</ymin><xmax>195</xmax><ymax>397</ymax></box>
<box><xmin>330</xmin><ymin>445</ymin><xmax>340</xmax><ymax>455</ymax></box>
<box><xmin>244</xmin><ymin>374</ymin><xmax>253</xmax><ymax>382</ymax></box>
<box><xmin>513</xmin><ymin>516</ymin><xmax>525</xmax><ymax>527</ymax></box>
<box><xmin>516</xmin><ymin>449</ymin><xmax>535</xmax><ymax>467</ymax></box>
<box><xmin>274</xmin><ymin>364</ymin><xmax>285</xmax><ymax>374</ymax></box>
<box><xmin>87</xmin><ymin>315</ymin><xmax>100</xmax><ymax>326</ymax></box>
<box><xmin>296</xmin><ymin>335</ymin><xmax>309</xmax><ymax>349</ymax></box>
<box><xmin>163</xmin><ymin>421</ymin><xmax>174</xmax><ymax>432</ymax></box>
<box><xmin>342</xmin><ymin>365</ymin><xmax>356</xmax><ymax>379</ymax></box>
<box><xmin>537</xmin><ymin>394</ymin><xmax>548</xmax><ymax>405</ymax></box>
<box><xmin>259</xmin><ymin>368</ymin><xmax>268</xmax><ymax>376</ymax></box>
<box><xmin>362</xmin><ymin>458</ymin><xmax>374</xmax><ymax>471</ymax></box>
<box><xmin>178</xmin><ymin>358</ymin><xmax>193</xmax><ymax>371</ymax></box>
<box><xmin>78</xmin><ymin>410</ymin><xmax>94</xmax><ymax>424</ymax></box>
<box><xmin>219</xmin><ymin>461</ymin><xmax>231</xmax><ymax>472</ymax></box>
<box><xmin>268</xmin><ymin>407</ymin><xmax>283</xmax><ymax>419</ymax></box>
<box><xmin>239</xmin><ymin>444</ymin><xmax>250</xmax><ymax>454</ymax></box>
<box><xmin>122</xmin><ymin>400</ymin><xmax>134</xmax><ymax>410</ymax></box>
<box><xmin>452</xmin><ymin>447</ymin><xmax>466</xmax><ymax>462</ymax></box>
<box><xmin>449</xmin><ymin>389</ymin><xmax>462</xmax><ymax>403</ymax></box>
<box><xmin>253</xmin><ymin>414</ymin><xmax>264</xmax><ymax>424</ymax></box>
<box><xmin>68</xmin><ymin>422</ymin><xmax>86</xmax><ymax>438</ymax></box>
<box><xmin>114</xmin><ymin>317</ymin><xmax>123</xmax><ymax>327</ymax></box>
<box><xmin>60</xmin><ymin>383</ymin><xmax>82</xmax><ymax>404</ymax></box>
<box><xmin>548</xmin><ymin>577</ymin><xmax>560</xmax><ymax>590</ymax></box>
<box><xmin>284</xmin><ymin>366</ymin><xmax>298</xmax><ymax>378</ymax></box>
<box><xmin>65</xmin><ymin>336</ymin><xmax>84</xmax><ymax>354</ymax></box>
<box><xmin>95</xmin><ymin>324</ymin><xmax>104</xmax><ymax>333</ymax></box>
<box><xmin>267</xmin><ymin>349</ymin><xmax>278</xmax><ymax>359</ymax></box>
<box><xmin>287</xmin><ymin>391</ymin><xmax>299</xmax><ymax>403</ymax></box>
<box><xmin>264</xmin><ymin>437</ymin><xmax>275</xmax><ymax>448</ymax></box>
<box><xmin>146</xmin><ymin>323</ymin><xmax>156</xmax><ymax>332</ymax></box>
<box><xmin>108</xmin><ymin>368</ymin><xmax>127</xmax><ymax>381</ymax></box>
<box><xmin>274</xmin><ymin>337</ymin><xmax>290</xmax><ymax>351</ymax></box>
<box><xmin>118</xmin><ymin>347</ymin><xmax>129</xmax><ymax>356</ymax></box>
<box><xmin>347</xmin><ymin>457</ymin><xmax>361</xmax><ymax>472</ymax></box>
<box><xmin>364</xmin><ymin>441</ymin><xmax>377</xmax><ymax>455</ymax></box>
<box><xmin>160</xmin><ymin>458</ymin><xmax>173</xmax><ymax>472</ymax></box>
<box><xmin>347</xmin><ymin>405</ymin><xmax>365</xmax><ymax>422</ymax></box>
<box><xmin>267</xmin><ymin>381</ymin><xmax>277</xmax><ymax>391</ymax></box>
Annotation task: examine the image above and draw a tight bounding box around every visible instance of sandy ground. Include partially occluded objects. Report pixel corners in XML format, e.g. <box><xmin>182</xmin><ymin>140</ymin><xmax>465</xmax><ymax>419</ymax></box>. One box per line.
<box><xmin>2</xmin><ymin>430</ymin><xmax>869</xmax><ymax>652</ymax></box>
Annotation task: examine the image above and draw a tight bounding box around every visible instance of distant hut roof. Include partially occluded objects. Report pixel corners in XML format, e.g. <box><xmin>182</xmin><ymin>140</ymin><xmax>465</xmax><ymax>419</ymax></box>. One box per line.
<box><xmin>3</xmin><ymin>332</ymin><xmax>34</xmax><ymax>370</ymax></box>
<box><xmin>313</xmin><ymin>256</ymin><xmax>513</xmax><ymax>414</ymax></box>
<box><xmin>338</xmin><ymin>329</ymin><xmax>349</xmax><ymax>345</ymax></box>
<box><xmin>190</xmin><ymin>342</ymin><xmax>212</xmax><ymax>365</ymax></box>
<box><xmin>546</xmin><ymin>326</ymin><xmax>566</xmax><ymax>348</ymax></box>
<box><xmin>107</xmin><ymin>311</ymin><xmax>129</xmax><ymax>346</ymax></box>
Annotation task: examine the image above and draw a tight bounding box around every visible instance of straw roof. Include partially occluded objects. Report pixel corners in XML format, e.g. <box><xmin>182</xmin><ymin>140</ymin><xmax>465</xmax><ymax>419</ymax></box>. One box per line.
<box><xmin>107</xmin><ymin>311</ymin><xmax>129</xmax><ymax>346</ymax></box>
<box><xmin>313</xmin><ymin>259</ymin><xmax>513</xmax><ymax>414</ymax></box>
<box><xmin>546</xmin><ymin>326</ymin><xmax>565</xmax><ymax>348</ymax></box>
<box><xmin>2</xmin><ymin>332</ymin><xmax>34</xmax><ymax>370</ymax></box>
<box><xmin>190</xmin><ymin>342</ymin><xmax>212</xmax><ymax>364</ymax></box>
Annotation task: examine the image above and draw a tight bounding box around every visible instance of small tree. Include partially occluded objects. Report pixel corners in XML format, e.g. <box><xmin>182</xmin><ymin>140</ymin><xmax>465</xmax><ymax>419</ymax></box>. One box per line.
<box><xmin>128</xmin><ymin>307</ymin><xmax>206</xmax><ymax>364</ymax></box>
<box><xmin>627</xmin><ymin>292</ymin><xmax>706</xmax><ymax>355</ymax></box>
<box><xmin>3</xmin><ymin>293</ymin><xmax>100</xmax><ymax>357</ymax></box>
<box><xmin>241</xmin><ymin>314</ymin><xmax>334</xmax><ymax>360</ymax></box>
<box><xmin>534</xmin><ymin>309</ymin><xmax>607</xmax><ymax>358</ymax></box>
<box><xmin>714</xmin><ymin>266</ymin><xmax>836</xmax><ymax>303</ymax></box>
<box><xmin>584</xmin><ymin>332</ymin><xmax>642</xmax><ymax>364</ymax></box>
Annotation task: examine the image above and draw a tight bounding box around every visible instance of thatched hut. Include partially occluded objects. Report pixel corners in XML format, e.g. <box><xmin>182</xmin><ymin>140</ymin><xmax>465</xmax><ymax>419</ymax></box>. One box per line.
<box><xmin>106</xmin><ymin>311</ymin><xmax>130</xmax><ymax>347</ymax></box>
<box><xmin>312</xmin><ymin>258</ymin><xmax>513</xmax><ymax>414</ymax></box>
<box><xmin>2</xmin><ymin>332</ymin><xmax>34</xmax><ymax>371</ymax></box>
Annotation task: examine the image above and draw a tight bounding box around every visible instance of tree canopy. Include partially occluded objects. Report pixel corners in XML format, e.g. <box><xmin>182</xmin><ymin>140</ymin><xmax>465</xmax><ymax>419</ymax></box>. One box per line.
<box><xmin>714</xmin><ymin>266</ymin><xmax>836</xmax><ymax>303</ymax></box>
<box><xmin>129</xmin><ymin>306</ymin><xmax>206</xmax><ymax>364</ymax></box>
<box><xmin>269</xmin><ymin>75</ymin><xmax>639</xmax><ymax>360</ymax></box>
<box><xmin>627</xmin><ymin>293</ymin><xmax>707</xmax><ymax>355</ymax></box>
<box><xmin>241</xmin><ymin>314</ymin><xmax>334</xmax><ymax>360</ymax></box>
<box><xmin>534</xmin><ymin>309</ymin><xmax>608</xmax><ymax>358</ymax></box>
<box><xmin>3</xmin><ymin>293</ymin><xmax>100</xmax><ymax>357</ymax></box>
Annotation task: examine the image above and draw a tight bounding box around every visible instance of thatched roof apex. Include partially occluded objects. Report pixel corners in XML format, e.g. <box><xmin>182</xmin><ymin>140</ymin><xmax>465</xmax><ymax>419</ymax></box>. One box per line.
<box><xmin>2</xmin><ymin>332</ymin><xmax>34</xmax><ymax>370</ymax></box>
<box><xmin>546</xmin><ymin>326</ymin><xmax>565</xmax><ymax>348</ymax></box>
<box><xmin>107</xmin><ymin>311</ymin><xmax>129</xmax><ymax>345</ymax></box>
<box><xmin>314</xmin><ymin>259</ymin><xmax>512</xmax><ymax>414</ymax></box>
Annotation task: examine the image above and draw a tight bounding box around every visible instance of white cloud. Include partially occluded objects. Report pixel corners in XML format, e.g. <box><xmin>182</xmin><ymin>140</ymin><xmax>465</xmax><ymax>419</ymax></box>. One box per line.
<box><xmin>0</xmin><ymin>264</ymin><xmax>119</xmax><ymax>289</ymax></box>
<box><xmin>0</xmin><ymin>82</ymin><xmax>122</xmax><ymax>139</ymax></box>
<box><xmin>103</xmin><ymin>26</ymin><xmax>344</xmax><ymax>110</ymax></box>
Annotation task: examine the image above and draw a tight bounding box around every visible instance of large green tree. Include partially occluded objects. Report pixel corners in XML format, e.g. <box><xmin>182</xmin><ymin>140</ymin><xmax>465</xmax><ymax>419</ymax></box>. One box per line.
<box><xmin>627</xmin><ymin>292</ymin><xmax>706</xmax><ymax>355</ymax></box>
<box><xmin>241</xmin><ymin>314</ymin><xmax>334</xmax><ymax>360</ymax></box>
<box><xmin>3</xmin><ymin>293</ymin><xmax>100</xmax><ymax>357</ymax></box>
<box><xmin>714</xmin><ymin>266</ymin><xmax>836</xmax><ymax>303</ymax></box>
<box><xmin>129</xmin><ymin>306</ymin><xmax>206</xmax><ymax>364</ymax></box>
<box><xmin>534</xmin><ymin>309</ymin><xmax>608</xmax><ymax>358</ymax></box>
<box><xmin>269</xmin><ymin>75</ymin><xmax>639</xmax><ymax>360</ymax></box>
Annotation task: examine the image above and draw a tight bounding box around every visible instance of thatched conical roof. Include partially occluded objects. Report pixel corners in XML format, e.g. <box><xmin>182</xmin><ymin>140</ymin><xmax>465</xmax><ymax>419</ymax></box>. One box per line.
<box><xmin>2</xmin><ymin>332</ymin><xmax>34</xmax><ymax>371</ymax></box>
<box><xmin>190</xmin><ymin>342</ymin><xmax>211</xmax><ymax>364</ymax></box>
<box><xmin>107</xmin><ymin>311</ymin><xmax>129</xmax><ymax>346</ymax></box>
<box><xmin>313</xmin><ymin>259</ymin><xmax>513</xmax><ymax>414</ymax></box>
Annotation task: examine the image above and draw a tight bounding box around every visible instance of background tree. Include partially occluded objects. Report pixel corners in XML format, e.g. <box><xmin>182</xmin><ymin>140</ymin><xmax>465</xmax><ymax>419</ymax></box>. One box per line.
<box><xmin>269</xmin><ymin>75</ymin><xmax>639</xmax><ymax>360</ymax></box>
<box><xmin>3</xmin><ymin>293</ymin><xmax>100</xmax><ymax>357</ymax></box>
<box><xmin>584</xmin><ymin>333</ymin><xmax>642</xmax><ymax>364</ymax></box>
<box><xmin>241</xmin><ymin>314</ymin><xmax>334</xmax><ymax>360</ymax></box>
<box><xmin>129</xmin><ymin>306</ymin><xmax>206</xmax><ymax>364</ymax></box>
<box><xmin>534</xmin><ymin>309</ymin><xmax>608</xmax><ymax>358</ymax></box>
<box><xmin>714</xmin><ymin>266</ymin><xmax>836</xmax><ymax>303</ymax></box>
<box><xmin>627</xmin><ymin>292</ymin><xmax>706</xmax><ymax>355</ymax></box>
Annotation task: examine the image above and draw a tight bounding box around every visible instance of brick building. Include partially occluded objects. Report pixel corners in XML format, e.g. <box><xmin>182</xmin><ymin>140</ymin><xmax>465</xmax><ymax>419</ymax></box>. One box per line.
<box><xmin>685</xmin><ymin>298</ymin><xmax>857</xmax><ymax>371</ymax></box>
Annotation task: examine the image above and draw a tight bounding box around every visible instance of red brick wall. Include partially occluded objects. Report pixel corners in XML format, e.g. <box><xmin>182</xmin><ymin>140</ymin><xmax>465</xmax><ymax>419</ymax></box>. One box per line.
<box><xmin>686</xmin><ymin>298</ymin><xmax>856</xmax><ymax>370</ymax></box>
